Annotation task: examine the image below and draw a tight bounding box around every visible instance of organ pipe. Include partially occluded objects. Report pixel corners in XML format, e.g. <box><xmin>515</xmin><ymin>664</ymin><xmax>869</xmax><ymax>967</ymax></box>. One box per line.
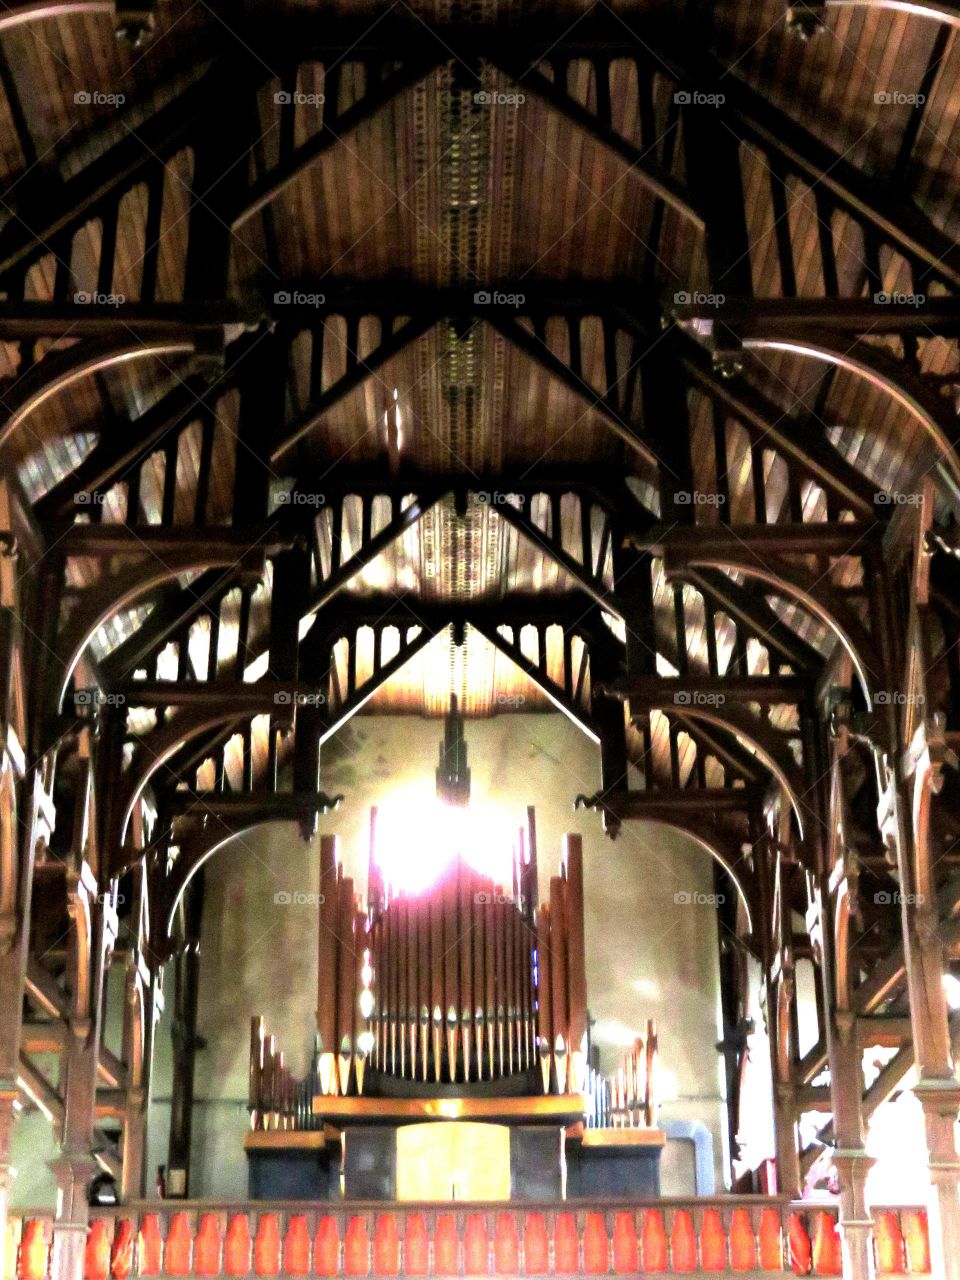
<box><xmin>335</xmin><ymin>876</ymin><xmax>356</xmax><ymax>1095</ymax></box>
<box><xmin>255</xmin><ymin>817</ymin><xmax>668</xmax><ymax>1122</ymax></box>
<box><xmin>535</xmin><ymin>905</ymin><xmax>553</xmax><ymax>1094</ymax></box>
<box><xmin>316</xmin><ymin>834</ymin><xmax>339</xmax><ymax>1096</ymax></box>
<box><xmin>471</xmin><ymin>876</ymin><xmax>485</xmax><ymax>1080</ymax></box>
<box><xmin>563</xmin><ymin>834</ymin><xmax>588</xmax><ymax>1094</ymax></box>
<box><xmin>549</xmin><ymin>874</ymin><xmax>568</xmax><ymax>1092</ymax></box>
<box><xmin>458</xmin><ymin>869</ymin><xmax>473</xmax><ymax>1082</ymax></box>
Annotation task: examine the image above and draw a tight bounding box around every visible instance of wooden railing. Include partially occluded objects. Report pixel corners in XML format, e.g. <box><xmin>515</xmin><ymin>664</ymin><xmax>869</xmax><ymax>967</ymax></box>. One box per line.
<box><xmin>4</xmin><ymin>1199</ymin><xmax>932</xmax><ymax>1278</ymax></box>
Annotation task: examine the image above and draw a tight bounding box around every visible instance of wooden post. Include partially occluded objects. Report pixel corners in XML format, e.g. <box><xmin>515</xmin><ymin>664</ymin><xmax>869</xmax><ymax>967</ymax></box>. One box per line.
<box><xmin>874</xmin><ymin>496</ymin><xmax>960</xmax><ymax>1280</ymax></box>
<box><xmin>119</xmin><ymin>956</ymin><xmax>148</xmax><ymax>1200</ymax></box>
<box><xmin>166</xmin><ymin>873</ymin><xmax>203</xmax><ymax>1198</ymax></box>
<box><xmin>120</xmin><ymin>857</ymin><xmax>155</xmax><ymax>1201</ymax></box>
<box><xmin>896</xmin><ymin>734</ymin><xmax>960</xmax><ymax>1280</ymax></box>
<box><xmin>761</xmin><ymin>801</ymin><xmax>802</xmax><ymax>1199</ymax></box>
<box><xmin>811</xmin><ymin>725</ymin><xmax>876</xmax><ymax>1280</ymax></box>
<box><xmin>0</xmin><ymin>485</ymin><xmax>45</xmax><ymax>1246</ymax></box>
<box><xmin>53</xmin><ymin>879</ymin><xmax>117</xmax><ymax>1280</ymax></box>
<box><xmin>0</xmin><ymin>764</ymin><xmax>45</xmax><ymax>1252</ymax></box>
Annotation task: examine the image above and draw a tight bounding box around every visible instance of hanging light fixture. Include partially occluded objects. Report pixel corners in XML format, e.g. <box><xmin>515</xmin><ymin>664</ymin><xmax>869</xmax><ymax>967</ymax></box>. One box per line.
<box><xmin>436</xmin><ymin>694</ymin><xmax>471</xmax><ymax>806</ymax></box>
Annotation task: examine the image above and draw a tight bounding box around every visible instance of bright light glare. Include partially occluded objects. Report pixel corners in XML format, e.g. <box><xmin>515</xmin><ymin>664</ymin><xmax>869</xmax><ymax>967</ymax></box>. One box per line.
<box><xmin>375</xmin><ymin>782</ymin><xmax>515</xmax><ymax>895</ymax></box>
<box><xmin>866</xmin><ymin>1089</ymin><xmax>929</xmax><ymax>1206</ymax></box>
<box><xmin>943</xmin><ymin>973</ymin><xmax>960</xmax><ymax>1010</ymax></box>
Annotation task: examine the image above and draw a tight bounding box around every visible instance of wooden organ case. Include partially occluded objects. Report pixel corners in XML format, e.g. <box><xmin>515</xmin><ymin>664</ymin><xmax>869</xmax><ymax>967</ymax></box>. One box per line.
<box><xmin>245</xmin><ymin>813</ymin><xmax>665</xmax><ymax>1201</ymax></box>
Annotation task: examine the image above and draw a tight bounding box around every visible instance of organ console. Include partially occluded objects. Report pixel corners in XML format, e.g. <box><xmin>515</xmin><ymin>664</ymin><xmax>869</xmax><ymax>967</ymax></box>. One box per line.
<box><xmin>245</xmin><ymin>811</ymin><xmax>666</xmax><ymax>1201</ymax></box>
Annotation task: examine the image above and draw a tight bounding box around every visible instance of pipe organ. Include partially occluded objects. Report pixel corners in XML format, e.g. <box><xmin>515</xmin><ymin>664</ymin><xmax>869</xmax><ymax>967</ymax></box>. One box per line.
<box><xmin>250</xmin><ymin>821</ymin><xmax>586</xmax><ymax>1113</ymax></box>
<box><xmin>583</xmin><ymin>1025</ymin><xmax>660</xmax><ymax>1129</ymax></box>
<box><xmin>245</xmin><ymin>812</ymin><xmax>666</xmax><ymax>1201</ymax></box>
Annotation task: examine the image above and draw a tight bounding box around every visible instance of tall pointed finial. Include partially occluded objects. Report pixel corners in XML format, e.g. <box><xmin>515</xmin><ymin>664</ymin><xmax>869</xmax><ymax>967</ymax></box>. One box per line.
<box><xmin>436</xmin><ymin>694</ymin><xmax>471</xmax><ymax>805</ymax></box>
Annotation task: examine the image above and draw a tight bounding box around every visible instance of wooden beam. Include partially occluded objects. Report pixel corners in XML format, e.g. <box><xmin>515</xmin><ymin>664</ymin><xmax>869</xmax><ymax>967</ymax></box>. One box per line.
<box><xmin>118</xmin><ymin>681</ymin><xmax>301</xmax><ymax>711</ymax></box>
<box><xmin>270</xmin><ymin>315</ymin><xmax>437</xmax><ymax>463</ymax></box>
<box><xmin>630</xmin><ymin>522</ymin><xmax>879</xmax><ymax>559</ymax></box>
<box><xmin>671</xmin><ymin>295</ymin><xmax>960</xmax><ymax>335</ymax></box>
<box><xmin>487</xmin><ymin>57</ymin><xmax>703</xmax><ymax>229</ymax></box>
<box><xmin>165</xmin><ymin>790</ymin><xmax>343</xmax><ymax>819</ymax></box>
<box><xmin>680</xmin><ymin>568</ymin><xmax>823</xmax><ymax>671</ymax></box>
<box><xmin>469</xmin><ymin>620</ymin><xmax>600</xmax><ymax>741</ymax></box>
<box><xmin>25</xmin><ymin>958</ymin><xmax>68</xmax><ymax>1020</ymax></box>
<box><xmin>674</xmin><ymin>335</ymin><xmax>880</xmax><ymax>517</ymax></box>
<box><xmin>590</xmin><ymin>787</ymin><xmax>756</xmax><ymax>818</ymax></box>
<box><xmin>0</xmin><ymin>300</ymin><xmax>256</xmax><ymax>339</ymax></box>
<box><xmin>858</xmin><ymin>1015</ymin><xmax>913</xmax><ymax>1048</ymax></box>
<box><xmin>604</xmin><ymin>674</ymin><xmax>809</xmax><ymax>707</ymax></box>
<box><xmin>60</xmin><ymin>525</ymin><xmax>295</xmax><ymax>558</ymax></box>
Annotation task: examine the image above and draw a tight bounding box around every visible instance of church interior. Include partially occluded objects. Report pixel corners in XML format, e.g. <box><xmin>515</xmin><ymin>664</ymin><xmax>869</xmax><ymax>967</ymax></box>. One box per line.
<box><xmin>0</xmin><ymin>0</ymin><xmax>960</xmax><ymax>1276</ymax></box>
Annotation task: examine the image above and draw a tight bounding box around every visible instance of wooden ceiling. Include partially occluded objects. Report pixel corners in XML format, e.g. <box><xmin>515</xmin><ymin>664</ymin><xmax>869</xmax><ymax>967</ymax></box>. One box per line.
<box><xmin>3</xmin><ymin>0</ymin><xmax>960</xmax><ymax>793</ymax></box>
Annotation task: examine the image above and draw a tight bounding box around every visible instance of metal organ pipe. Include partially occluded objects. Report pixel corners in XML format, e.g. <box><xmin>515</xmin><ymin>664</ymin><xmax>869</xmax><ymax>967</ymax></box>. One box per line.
<box><xmin>253</xmin><ymin>819</ymin><xmax>667</xmax><ymax>1138</ymax></box>
<box><xmin>336</xmin><ymin>875</ymin><xmax>356</xmax><ymax>1096</ymax></box>
<box><xmin>535</xmin><ymin>904</ymin><xmax>553</xmax><ymax>1094</ymax></box>
<box><xmin>388</xmin><ymin>881</ymin><xmax>400</xmax><ymax>1076</ymax></box>
<box><xmin>316</xmin><ymin>834</ymin><xmax>339</xmax><ymax>1096</ymax></box>
<box><xmin>471</xmin><ymin>873</ymin><xmax>485</xmax><ymax>1080</ymax></box>
<box><xmin>549</xmin><ymin>874</ymin><xmax>569</xmax><ymax>1093</ymax></box>
<box><xmin>563</xmin><ymin>834</ymin><xmax>588</xmax><ymax>1094</ymax></box>
<box><xmin>443</xmin><ymin>867</ymin><xmax>459</xmax><ymax>1082</ymax></box>
<box><xmin>397</xmin><ymin>895</ymin><xmax>408</xmax><ymax>1078</ymax></box>
<box><xmin>458</xmin><ymin>868</ymin><xmax>474</xmax><ymax>1082</ymax></box>
<box><xmin>417</xmin><ymin>890</ymin><xmax>430</xmax><ymax>1081</ymax></box>
<box><xmin>354</xmin><ymin>906</ymin><xmax>370</xmax><ymax>1095</ymax></box>
<box><xmin>305</xmin><ymin>819</ymin><xmax>596</xmax><ymax>1104</ymax></box>
<box><xmin>483</xmin><ymin>876</ymin><xmax>496</xmax><ymax>1080</ymax></box>
<box><xmin>430</xmin><ymin>886</ymin><xmax>443</xmax><ymax>1082</ymax></box>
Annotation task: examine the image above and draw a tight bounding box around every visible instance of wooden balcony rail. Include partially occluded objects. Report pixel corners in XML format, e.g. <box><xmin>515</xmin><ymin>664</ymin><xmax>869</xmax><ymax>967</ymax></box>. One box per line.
<box><xmin>2</xmin><ymin>1200</ymin><xmax>932</xmax><ymax>1278</ymax></box>
<box><xmin>870</xmin><ymin>1206</ymin><xmax>932</xmax><ymax>1275</ymax></box>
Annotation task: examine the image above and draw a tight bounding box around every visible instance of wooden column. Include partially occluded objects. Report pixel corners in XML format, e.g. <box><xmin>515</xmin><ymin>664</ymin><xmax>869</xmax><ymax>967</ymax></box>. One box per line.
<box><xmin>183</xmin><ymin>59</ymin><xmax>253</xmax><ymax>307</ymax></box>
<box><xmin>762</xmin><ymin>807</ymin><xmax>801</xmax><ymax>1199</ymax></box>
<box><xmin>805</xmin><ymin>715</ymin><xmax>875</xmax><ymax>1280</ymax></box>
<box><xmin>52</xmin><ymin>879</ymin><xmax>117</xmax><ymax>1280</ymax></box>
<box><xmin>119</xmin><ymin>947</ymin><xmax>153</xmax><ymax>1200</ymax></box>
<box><xmin>0</xmin><ymin>484</ymin><xmax>43</xmax><ymax>1245</ymax></box>
<box><xmin>166</xmin><ymin>872</ymin><xmax>204</xmax><ymax>1198</ymax></box>
<box><xmin>680</xmin><ymin>95</ymin><xmax>752</xmax><ymax>376</ymax></box>
<box><xmin>809</xmin><ymin>883</ymin><xmax>876</xmax><ymax>1279</ymax></box>
<box><xmin>0</xmin><ymin>763</ymin><xmax>46</xmax><ymax>1250</ymax></box>
<box><xmin>896</xmin><ymin>729</ymin><xmax>960</xmax><ymax>1280</ymax></box>
<box><xmin>590</xmin><ymin>639</ymin><xmax>628</xmax><ymax>839</ymax></box>
<box><xmin>874</xmin><ymin>500</ymin><xmax>960</xmax><ymax>1280</ymax></box>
